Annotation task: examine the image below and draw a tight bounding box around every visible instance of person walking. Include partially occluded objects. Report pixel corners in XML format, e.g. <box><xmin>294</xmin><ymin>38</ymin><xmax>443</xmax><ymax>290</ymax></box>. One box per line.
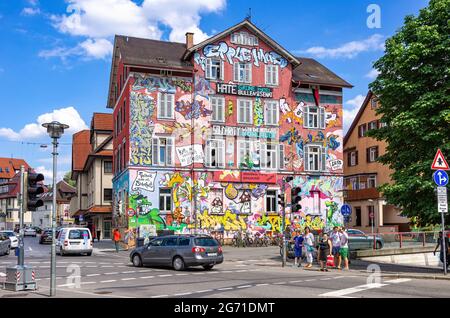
<box><xmin>434</xmin><ymin>231</ymin><xmax>449</xmax><ymax>269</ymax></box>
<box><xmin>330</xmin><ymin>226</ymin><xmax>342</xmax><ymax>269</ymax></box>
<box><xmin>338</xmin><ymin>227</ymin><xmax>349</xmax><ymax>270</ymax></box>
<box><xmin>112</xmin><ymin>228</ymin><xmax>121</xmax><ymax>253</ymax></box>
<box><xmin>304</xmin><ymin>227</ymin><xmax>315</xmax><ymax>269</ymax></box>
<box><xmin>292</xmin><ymin>231</ymin><xmax>304</xmax><ymax>268</ymax></box>
<box><xmin>97</xmin><ymin>229</ymin><xmax>101</xmax><ymax>242</ymax></box>
<box><xmin>317</xmin><ymin>233</ymin><xmax>333</xmax><ymax>271</ymax></box>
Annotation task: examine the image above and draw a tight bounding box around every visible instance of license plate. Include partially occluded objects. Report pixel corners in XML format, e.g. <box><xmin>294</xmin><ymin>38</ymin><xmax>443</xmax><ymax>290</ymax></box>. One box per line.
<box><xmin>207</xmin><ymin>253</ymin><xmax>217</xmax><ymax>257</ymax></box>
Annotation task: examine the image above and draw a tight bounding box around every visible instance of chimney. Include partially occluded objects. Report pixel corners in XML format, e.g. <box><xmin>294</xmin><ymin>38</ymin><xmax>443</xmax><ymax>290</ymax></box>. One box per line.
<box><xmin>185</xmin><ymin>32</ymin><xmax>194</xmax><ymax>49</ymax></box>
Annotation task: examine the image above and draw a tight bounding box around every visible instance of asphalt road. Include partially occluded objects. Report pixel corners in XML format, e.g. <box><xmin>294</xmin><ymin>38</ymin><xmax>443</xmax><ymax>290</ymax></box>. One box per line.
<box><xmin>0</xmin><ymin>237</ymin><xmax>449</xmax><ymax>298</ymax></box>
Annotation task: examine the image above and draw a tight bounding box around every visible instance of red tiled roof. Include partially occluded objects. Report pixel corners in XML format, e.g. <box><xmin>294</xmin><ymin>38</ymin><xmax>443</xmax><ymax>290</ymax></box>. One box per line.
<box><xmin>91</xmin><ymin>113</ymin><xmax>113</xmax><ymax>131</ymax></box>
<box><xmin>0</xmin><ymin>158</ymin><xmax>30</xmax><ymax>179</ymax></box>
<box><xmin>72</xmin><ymin>130</ymin><xmax>91</xmax><ymax>172</ymax></box>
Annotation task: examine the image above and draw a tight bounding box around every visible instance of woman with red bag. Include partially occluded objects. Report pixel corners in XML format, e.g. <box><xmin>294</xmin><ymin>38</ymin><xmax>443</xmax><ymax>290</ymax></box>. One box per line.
<box><xmin>317</xmin><ymin>233</ymin><xmax>333</xmax><ymax>272</ymax></box>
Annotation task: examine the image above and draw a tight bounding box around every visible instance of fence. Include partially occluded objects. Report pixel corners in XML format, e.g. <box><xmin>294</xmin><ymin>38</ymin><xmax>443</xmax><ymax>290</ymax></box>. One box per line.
<box><xmin>363</xmin><ymin>230</ymin><xmax>448</xmax><ymax>250</ymax></box>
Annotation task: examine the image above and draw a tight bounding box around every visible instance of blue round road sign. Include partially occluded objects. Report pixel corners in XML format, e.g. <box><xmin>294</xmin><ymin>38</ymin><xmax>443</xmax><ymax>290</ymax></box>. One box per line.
<box><xmin>341</xmin><ymin>204</ymin><xmax>352</xmax><ymax>216</ymax></box>
<box><xmin>433</xmin><ymin>170</ymin><xmax>449</xmax><ymax>187</ymax></box>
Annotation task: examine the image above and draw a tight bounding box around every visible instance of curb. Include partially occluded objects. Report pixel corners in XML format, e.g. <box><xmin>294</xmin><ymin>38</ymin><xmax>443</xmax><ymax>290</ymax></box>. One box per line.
<box><xmin>379</xmin><ymin>273</ymin><xmax>450</xmax><ymax>281</ymax></box>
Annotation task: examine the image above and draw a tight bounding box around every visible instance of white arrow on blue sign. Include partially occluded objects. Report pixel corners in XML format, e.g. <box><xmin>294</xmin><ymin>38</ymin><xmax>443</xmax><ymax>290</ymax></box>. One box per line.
<box><xmin>340</xmin><ymin>204</ymin><xmax>352</xmax><ymax>216</ymax></box>
<box><xmin>433</xmin><ymin>170</ymin><xmax>449</xmax><ymax>187</ymax></box>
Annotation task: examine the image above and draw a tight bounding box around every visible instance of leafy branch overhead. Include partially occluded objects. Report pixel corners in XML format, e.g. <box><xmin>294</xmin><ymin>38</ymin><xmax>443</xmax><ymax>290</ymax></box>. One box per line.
<box><xmin>367</xmin><ymin>0</ymin><xmax>450</xmax><ymax>226</ymax></box>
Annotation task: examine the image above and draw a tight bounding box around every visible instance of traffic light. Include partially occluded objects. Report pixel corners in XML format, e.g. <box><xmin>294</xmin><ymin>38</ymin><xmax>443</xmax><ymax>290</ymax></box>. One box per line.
<box><xmin>291</xmin><ymin>187</ymin><xmax>302</xmax><ymax>213</ymax></box>
<box><xmin>24</xmin><ymin>172</ymin><xmax>45</xmax><ymax>211</ymax></box>
<box><xmin>278</xmin><ymin>193</ymin><xmax>285</xmax><ymax>208</ymax></box>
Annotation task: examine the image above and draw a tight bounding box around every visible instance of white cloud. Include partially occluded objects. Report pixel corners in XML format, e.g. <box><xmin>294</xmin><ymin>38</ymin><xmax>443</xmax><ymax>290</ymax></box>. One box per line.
<box><xmin>0</xmin><ymin>107</ymin><xmax>88</xmax><ymax>141</ymax></box>
<box><xmin>343</xmin><ymin>94</ymin><xmax>366</xmax><ymax>133</ymax></box>
<box><xmin>43</xmin><ymin>0</ymin><xmax>225</xmax><ymax>60</ymax></box>
<box><xmin>21</xmin><ymin>7</ymin><xmax>41</xmax><ymax>16</ymax></box>
<box><xmin>27</xmin><ymin>0</ymin><xmax>39</xmax><ymax>6</ymax></box>
<box><xmin>365</xmin><ymin>68</ymin><xmax>380</xmax><ymax>79</ymax></box>
<box><xmin>299</xmin><ymin>34</ymin><xmax>385</xmax><ymax>59</ymax></box>
<box><xmin>35</xmin><ymin>165</ymin><xmax>66</xmax><ymax>182</ymax></box>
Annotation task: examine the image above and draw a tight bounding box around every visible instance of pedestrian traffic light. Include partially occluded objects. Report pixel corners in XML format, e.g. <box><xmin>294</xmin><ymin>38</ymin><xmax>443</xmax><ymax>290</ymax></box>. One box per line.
<box><xmin>291</xmin><ymin>187</ymin><xmax>302</xmax><ymax>213</ymax></box>
<box><xmin>24</xmin><ymin>172</ymin><xmax>45</xmax><ymax>211</ymax></box>
<box><xmin>278</xmin><ymin>193</ymin><xmax>285</xmax><ymax>207</ymax></box>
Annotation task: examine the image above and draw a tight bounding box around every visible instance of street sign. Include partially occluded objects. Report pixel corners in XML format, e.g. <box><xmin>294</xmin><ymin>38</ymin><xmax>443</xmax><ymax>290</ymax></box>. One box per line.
<box><xmin>433</xmin><ymin>170</ymin><xmax>449</xmax><ymax>187</ymax></box>
<box><xmin>340</xmin><ymin>204</ymin><xmax>352</xmax><ymax>216</ymax></box>
<box><xmin>79</xmin><ymin>215</ymin><xmax>84</xmax><ymax>222</ymax></box>
<box><xmin>369</xmin><ymin>211</ymin><xmax>375</xmax><ymax>219</ymax></box>
<box><xmin>431</xmin><ymin>149</ymin><xmax>449</xmax><ymax>170</ymax></box>
<box><xmin>437</xmin><ymin>186</ymin><xmax>448</xmax><ymax>214</ymax></box>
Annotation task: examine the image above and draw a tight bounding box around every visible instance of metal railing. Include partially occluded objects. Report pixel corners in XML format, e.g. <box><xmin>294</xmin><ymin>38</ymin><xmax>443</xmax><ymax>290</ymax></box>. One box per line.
<box><xmin>361</xmin><ymin>230</ymin><xmax>448</xmax><ymax>250</ymax></box>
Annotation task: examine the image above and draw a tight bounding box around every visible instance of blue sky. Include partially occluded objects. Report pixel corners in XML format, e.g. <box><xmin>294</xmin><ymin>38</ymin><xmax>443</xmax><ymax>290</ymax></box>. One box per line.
<box><xmin>0</xmin><ymin>0</ymin><xmax>429</xmax><ymax>181</ymax></box>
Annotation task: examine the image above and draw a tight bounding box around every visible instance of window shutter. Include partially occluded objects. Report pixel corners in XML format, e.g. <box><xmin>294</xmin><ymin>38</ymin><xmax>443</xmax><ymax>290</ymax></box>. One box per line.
<box><xmin>375</xmin><ymin>146</ymin><xmax>379</xmax><ymax>160</ymax></box>
<box><xmin>218</xmin><ymin>98</ymin><xmax>224</xmax><ymax>122</ymax></box>
<box><xmin>206</xmin><ymin>58</ymin><xmax>212</xmax><ymax>79</ymax></box>
<box><xmin>321</xmin><ymin>147</ymin><xmax>326</xmax><ymax>171</ymax></box>
<box><xmin>304</xmin><ymin>146</ymin><xmax>309</xmax><ymax>171</ymax></box>
<box><xmin>220</xmin><ymin>60</ymin><xmax>224</xmax><ymax>80</ymax></box>
<box><xmin>152</xmin><ymin>138</ymin><xmax>159</xmax><ymax>165</ymax></box>
<box><xmin>247</xmin><ymin>63</ymin><xmax>252</xmax><ymax>83</ymax></box>
<box><xmin>233</xmin><ymin>62</ymin><xmax>239</xmax><ymax>82</ymax></box>
<box><xmin>260</xmin><ymin>143</ymin><xmax>266</xmax><ymax>169</ymax></box>
<box><xmin>358</xmin><ymin>125</ymin><xmax>362</xmax><ymax>137</ymax></box>
<box><xmin>319</xmin><ymin>107</ymin><xmax>325</xmax><ymax>129</ymax></box>
<box><xmin>304</xmin><ymin>107</ymin><xmax>309</xmax><ymax>128</ymax></box>
<box><xmin>279</xmin><ymin>144</ymin><xmax>285</xmax><ymax>170</ymax></box>
<box><xmin>366</xmin><ymin>148</ymin><xmax>370</xmax><ymax>163</ymax></box>
<box><xmin>275</xmin><ymin>66</ymin><xmax>279</xmax><ymax>85</ymax></box>
<box><xmin>218</xmin><ymin>140</ymin><xmax>225</xmax><ymax>167</ymax></box>
<box><xmin>169</xmin><ymin>94</ymin><xmax>174</xmax><ymax>118</ymax></box>
<box><xmin>205</xmin><ymin>141</ymin><xmax>211</xmax><ymax>167</ymax></box>
<box><xmin>355</xmin><ymin>151</ymin><xmax>359</xmax><ymax>165</ymax></box>
<box><xmin>347</xmin><ymin>152</ymin><xmax>352</xmax><ymax>166</ymax></box>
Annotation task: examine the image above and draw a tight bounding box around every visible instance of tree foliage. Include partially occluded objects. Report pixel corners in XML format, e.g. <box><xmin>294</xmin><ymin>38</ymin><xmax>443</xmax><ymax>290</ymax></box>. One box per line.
<box><xmin>368</xmin><ymin>0</ymin><xmax>450</xmax><ymax>226</ymax></box>
<box><xmin>63</xmin><ymin>171</ymin><xmax>76</xmax><ymax>187</ymax></box>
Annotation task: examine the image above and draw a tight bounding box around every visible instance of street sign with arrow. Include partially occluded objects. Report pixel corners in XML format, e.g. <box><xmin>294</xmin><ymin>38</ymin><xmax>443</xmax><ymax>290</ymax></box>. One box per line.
<box><xmin>433</xmin><ymin>170</ymin><xmax>449</xmax><ymax>187</ymax></box>
<box><xmin>431</xmin><ymin>149</ymin><xmax>449</xmax><ymax>170</ymax></box>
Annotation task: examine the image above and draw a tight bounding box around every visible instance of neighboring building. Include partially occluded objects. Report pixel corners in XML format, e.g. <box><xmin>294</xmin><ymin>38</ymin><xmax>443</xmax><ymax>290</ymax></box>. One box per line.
<box><xmin>0</xmin><ymin>158</ymin><xmax>32</xmax><ymax>230</ymax></box>
<box><xmin>108</xmin><ymin>20</ymin><xmax>352</xmax><ymax>246</ymax></box>
<box><xmin>70</xmin><ymin>113</ymin><xmax>114</xmax><ymax>240</ymax></box>
<box><xmin>35</xmin><ymin>181</ymin><xmax>77</xmax><ymax>229</ymax></box>
<box><xmin>343</xmin><ymin>91</ymin><xmax>409</xmax><ymax>233</ymax></box>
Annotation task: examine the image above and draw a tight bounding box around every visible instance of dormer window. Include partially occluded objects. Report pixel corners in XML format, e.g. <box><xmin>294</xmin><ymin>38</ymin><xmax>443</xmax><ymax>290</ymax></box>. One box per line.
<box><xmin>231</xmin><ymin>32</ymin><xmax>258</xmax><ymax>46</ymax></box>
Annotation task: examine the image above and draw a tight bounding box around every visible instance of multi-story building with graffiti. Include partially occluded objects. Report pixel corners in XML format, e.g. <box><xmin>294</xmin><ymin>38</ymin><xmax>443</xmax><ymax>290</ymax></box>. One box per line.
<box><xmin>107</xmin><ymin>20</ymin><xmax>352</xmax><ymax>246</ymax></box>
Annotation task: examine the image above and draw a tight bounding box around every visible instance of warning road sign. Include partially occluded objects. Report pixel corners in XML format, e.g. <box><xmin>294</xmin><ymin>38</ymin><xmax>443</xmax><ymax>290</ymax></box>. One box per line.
<box><xmin>431</xmin><ymin>149</ymin><xmax>449</xmax><ymax>170</ymax></box>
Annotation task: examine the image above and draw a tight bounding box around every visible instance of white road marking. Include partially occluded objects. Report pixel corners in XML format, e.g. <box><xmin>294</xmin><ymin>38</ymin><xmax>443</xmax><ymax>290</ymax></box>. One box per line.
<box><xmin>100</xmin><ymin>280</ymin><xmax>117</xmax><ymax>283</ymax></box>
<box><xmin>158</xmin><ymin>274</ymin><xmax>172</xmax><ymax>277</ymax></box>
<box><xmin>174</xmin><ymin>292</ymin><xmax>193</xmax><ymax>296</ymax></box>
<box><xmin>217</xmin><ymin>287</ymin><xmax>233</xmax><ymax>291</ymax></box>
<box><xmin>176</xmin><ymin>273</ymin><xmax>188</xmax><ymax>276</ymax></box>
<box><xmin>86</xmin><ymin>266</ymin><xmax>97</xmax><ymax>268</ymax></box>
<box><xmin>290</xmin><ymin>280</ymin><xmax>303</xmax><ymax>283</ymax></box>
<box><xmin>235</xmin><ymin>270</ymin><xmax>247</xmax><ymax>272</ymax></box>
<box><xmin>273</xmin><ymin>282</ymin><xmax>287</xmax><ymax>285</ymax></box>
<box><xmin>81</xmin><ymin>281</ymin><xmax>96</xmax><ymax>285</ymax></box>
<box><xmin>104</xmin><ymin>272</ymin><xmax>119</xmax><ymax>275</ymax></box>
<box><xmin>87</xmin><ymin>274</ymin><xmax>100</xmax><ymax>277</ymax></box>
<box><xmin>195</xmin><ymin>289</ymin><xmax>212</xmax><ymax>293</ymax></box>
<box><xmin>121</xmin><ymin>278</ymin><xmax>136</xmax><ymax>281</ymax></box>
<box><xmin>237</xmin><ymin>285</ymin><xmax>252</xmax><ymax>289</ymax></box>
<box><xmin>138</xmin><ymin>270</ymin><xmax>153</xmax><ymax>273</ymax></box>
<box><xmin>28</xmin><ymin>247</ymin><xmax>32</xmax><ymax>251</ymax></box>
<box><xmin>305</xmin><ymin>279</ymin><xmax>316</xmax><ymax>282</ymax></box>
<box><xmin>122</xmin><ymin>271</ymin><xmax>135</xmax><ymax>274</ymax></box>
<box><xmin>101</xmin><ymin>265</ymin><xmax>114</xmax><ymax>268</ymax></box>
<box><xmin>0</xmin><ymin>272</ymin><xmax>6</xmax><ymax>277</ymax></box>
<box><xmin>256</xmin><ymin>283</ymin><xmax>269</xmax><ymax>287</ymax></box>
<box><xmin>151</xmin><ymin>295</ymin><xmax>168</xmax><ymax>298</ymax></box>
<box><xmin>321</xmin><ymin>278</ymin><xmax>332</xmax><ymax>281</ymax></box>
<box><xmin>384</xmin><ymin>278</ymin><xmax>412</xmax><ymax>284</ymax></box>
<box><xmin>320</xmin><ymin>283</ymin><xmax>388</xmax><ymax>298</ymax></box>
<box><xmin>140</xmin><ymin>276</ymin><xmax>155</xmax><ymax>279</ymax></box>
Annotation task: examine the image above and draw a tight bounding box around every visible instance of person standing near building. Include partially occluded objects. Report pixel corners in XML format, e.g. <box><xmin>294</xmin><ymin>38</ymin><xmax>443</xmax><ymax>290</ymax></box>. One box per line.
<box><xmin>338</xmin><ymin>227</ymin><xmax>349</xmax><ymax>270</ymax></box>
<box><xmin>292</xmin><ymin>231</ymin><xmax>304</xmax><ymax>268</ymax></box>
<box><xmin>317</xmin><ymin>233</ymin><xmax>333</xmax><ymax>271</ymax></box>
<box><xmin>330</xmin><ymin>226</ymin><xmax>342</xmax><ymax>269</ymax></box>
<box><xmin>434</xmin><ymin>231</ymin><xmax>449</xmax><ymax>269</ymax></box>
<box><xmin>113</xmin><ymin>228</ymin><xmax>121</xmax><ymax>252</ymax></box>
<box><xmin>304</xmin><ymin>227</ymin><xmax>315</xmax><ymax>269</ymax></box>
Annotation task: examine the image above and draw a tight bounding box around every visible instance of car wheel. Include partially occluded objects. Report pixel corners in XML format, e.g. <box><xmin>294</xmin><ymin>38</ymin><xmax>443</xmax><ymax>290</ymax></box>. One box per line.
<box><xmin>6</xmin><ymin>246</ymin><xmax>10</xmax><ymax>255</ymax></box>
<box><xmin>60</xmin><ymin>247</ymin><xmax>65</xmax><ymax>256</ymax></box>
<box><xmin>202</xmin><ymin>264</ymin><xmax>214</xmax><ymax>271</ymax></box>
<box><xmin>172</xmin><ymin>256</ymin><xmax>185</xmax><ymax>271</ymax></box>
<box><xmin>132</xmin><ymin>254</ymin><xmax>142</xmax><ymax>267</ymax></box>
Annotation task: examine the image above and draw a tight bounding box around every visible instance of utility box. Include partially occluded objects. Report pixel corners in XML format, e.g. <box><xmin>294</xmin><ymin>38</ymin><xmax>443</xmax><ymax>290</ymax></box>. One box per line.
<box><xmin>3</xmin><ymin>265</ymin><xmax>37</xmax><ymax>291</ymax></box>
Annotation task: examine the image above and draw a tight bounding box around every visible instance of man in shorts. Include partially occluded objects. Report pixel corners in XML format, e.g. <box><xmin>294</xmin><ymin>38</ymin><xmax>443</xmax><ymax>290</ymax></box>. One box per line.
<box><xmin>330</xmin><ymin>226</ymin><xmax>341</xmax><ymax>268</ymax></box>
<box><xmin>338</xmin><ymin>227</ymin><xmax>349</xmax><ymax>270</ymax></box>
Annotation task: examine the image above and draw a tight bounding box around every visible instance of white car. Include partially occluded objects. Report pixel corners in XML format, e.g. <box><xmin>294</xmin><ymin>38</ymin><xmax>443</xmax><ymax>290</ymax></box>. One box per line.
<box><xmin>0</xmin><ymin>231</ymin><xmax>18</xmax><ymax>248</ymax></box>
<box><xmin>24</xmin><ymin>227</ymin><xmax>37</xmax><ymax>237</ymax></box>
<box><xmin>56</xmin><ymin>227</ymin><xmax>93</xmax><ymax>256</ymax></box>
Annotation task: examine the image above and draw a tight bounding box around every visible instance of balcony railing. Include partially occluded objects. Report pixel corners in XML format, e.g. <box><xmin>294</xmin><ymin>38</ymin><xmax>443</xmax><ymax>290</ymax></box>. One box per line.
<box><xmin>346</xmin><ymin>187</ymin><xmax>380</xmax><ymax>201</ymax></box>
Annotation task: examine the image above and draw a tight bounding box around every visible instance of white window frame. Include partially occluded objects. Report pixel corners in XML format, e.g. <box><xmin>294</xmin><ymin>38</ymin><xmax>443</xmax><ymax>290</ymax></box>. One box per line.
<box><xmin>304</xmin><ymin>105</ymin><xmax>325</xmax><ymax>129</ymax></box>
<box><xmin>266</xmin><ymin>190</ymin><xmax>277</xmax><ymax>213</ymax></box>
<box><xmin>368</xmin><ymin>121</ymin><xmax>378</xmax><ymax>130</ymax></box>
<box><xmin>237</xmin><ymin>99</ymin><xmax>253</xmax><ymax>124</ymax></box>
<box><xmin>205</xmin><ymin>139</ymin><xmax>225</xmax><ymax>168</ymax></box>
<box><xmin>237</xmin><ymin>139</ymin><xmax>252</xmax><ymax>167</ymax></box>
<box><xmin>211</xmin><ymin>96</ymin><xmax>225</xmax><ymax>122</ymax></box>
<box><xmin>350</xmin><ymin>151</ymin><xmax>357</xmax><ymax>166</ymax></box>
<box><xmin>233</xmin><ymin>62</ymin><xmax>252</xmax><ymax>83</ymax></box>
<box><xmin>261</xmin><ymin>142</ymin><xmax>278</xmax><ymax>170</ymax></box>
<box><xmin>369</xmin><ymin>147</ymin><xmax>378</xmax><ymax>162</ymax></box>
<box><xmin>264</xmin><ymin>100</ymin><xmax>279</xmax><ymax>126</ymax></box>
<box><xmin>205</xmin><ymin>58</ymin><xmax>224</xmax><ymax>81</ymax></box>
<box><xmin>151</xmin><ymin>136</ymin><xmax>175</xmax><ymax>167</ymax></box>
<box><xmin>304</xmin><ymin>144</ymin><xmax>326</xmax><ymax>172</ymax></box>
<box><xmin>368</xmin><ymin>175</ymin><xmax>377</xmax><ymax>188</ymax></box>
<box><xmin>159</xmin><ymin>189</ymin><xmax>172</xmax><ymax>215</ymax></box>
<box><xmin>157</xmin><ymin>92</ymin><xmax>175</xmax><ymax>119</ymax></box>
<box><xmin>265</xmin><ymin>65</ymin><xmax>279</xmax><ymax>86</ymax></box>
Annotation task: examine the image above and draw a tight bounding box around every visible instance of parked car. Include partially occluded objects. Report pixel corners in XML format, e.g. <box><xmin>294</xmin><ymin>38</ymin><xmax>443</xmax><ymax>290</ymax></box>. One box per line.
<box><xmin>39</xmin><ymin>230</ymin><xmax>53</xmax><ymax>244</ymax></box>
<box><xmin>0</xmin><ymin>231</ymin><xmax>18</xmax><ymax>249</ymax></box>
<box><xmin>32</xmin><ymin>226</ymin><xmax>43</xmax><ymax>234</ymax></box>
<box><xmin>24</xmin><ymin>227</ymin><xmax>37</xmax><ymax>237</ymax></box>
<box><xmin>130</xmin><ymin>235</ymin><xmax>224</xmax><ymax>271</ymax></box>
<box><xmin>0</xmin><ymin>233</ymin><xmax>11</xmax><ymax>256</ymax></box>
<box><xmin>347</xmin><ymin>229</ymin><xmax>384</xmax><ymax>250</ymax></box>
<box><xmin>56</xmin><ymin>227</ymin><xmax>93</xmax><ymax>256</ymax></box>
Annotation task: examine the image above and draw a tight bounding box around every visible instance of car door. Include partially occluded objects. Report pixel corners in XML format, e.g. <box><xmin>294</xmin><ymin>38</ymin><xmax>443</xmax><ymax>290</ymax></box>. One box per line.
<box><xmin>142</xmin><ymin>238</ymin><xmax>164</xmax><ymax>265</ymax></box>
<box><xmin>160</xmin><ymin>237</ymin><xmax>179</xmax><ymax>266</ymax></box>
<box><xmin>0</xmin><ymin>234</ymin><xmax>8</xmax><ymax>255</ymax></box>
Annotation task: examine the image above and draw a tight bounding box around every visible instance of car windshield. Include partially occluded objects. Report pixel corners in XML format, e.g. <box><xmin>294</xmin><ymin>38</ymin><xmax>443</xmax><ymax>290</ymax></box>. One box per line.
<box><xmin>1</xmin><ymin>232</ymin><xmax>14</xmax><ymax>237</ymax></box>
<box><xmin>194</xmin><ymin>237</ymin><xmax>218</xmax><ymax>247</ymax></box>
<box><xmin>68</xmin><ymin>229</ymin><xmax>90</xmax><ymax>240</ymax></box>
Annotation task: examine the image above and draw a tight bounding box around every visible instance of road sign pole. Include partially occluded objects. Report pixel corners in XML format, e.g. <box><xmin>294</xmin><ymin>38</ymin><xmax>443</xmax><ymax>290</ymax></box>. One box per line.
<box><xmin>441</xmin><ymin>211</ymin><xmax>447</xmax><ymax>275</ymax></box>
<box><xmin>18</xmin><ymin>166</ymin><xmax>25</xmax><ymax>266</ymax></box>
<box><xmin>281</xmin><ymin>178</ymin><xmax>286</xmax><ymax>268</ymax></box>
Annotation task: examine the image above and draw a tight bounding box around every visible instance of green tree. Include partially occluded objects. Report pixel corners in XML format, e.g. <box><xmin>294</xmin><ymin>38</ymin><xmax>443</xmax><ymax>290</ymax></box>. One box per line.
<box><xmin>63</xmin><ymin>171</ymin><xmax>76</xmax><ymax>187</ymax></box>
<box><xmin>368</xmin><ymin>0</ymin><xmax>450</xmax><ymax>226</ymax></box>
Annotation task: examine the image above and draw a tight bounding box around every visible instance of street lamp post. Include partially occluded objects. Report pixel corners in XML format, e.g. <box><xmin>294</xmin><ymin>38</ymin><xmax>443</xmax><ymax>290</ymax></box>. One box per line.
<box><xmin>42</xmin><ymin>121</ymin><xmax>69</xmax><ymax>297</ymax></box>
